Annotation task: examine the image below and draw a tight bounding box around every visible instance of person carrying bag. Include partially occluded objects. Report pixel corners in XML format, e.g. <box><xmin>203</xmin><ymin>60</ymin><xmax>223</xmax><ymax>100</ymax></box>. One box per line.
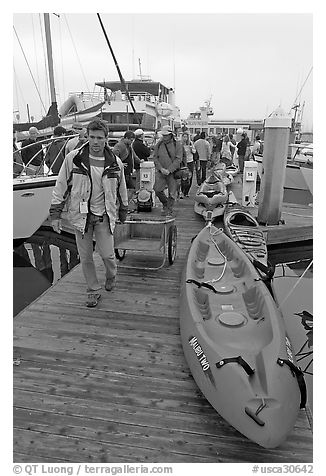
<box><xmin>153</xmin><ymin>125</ymin><xmax>183</xmax><ymax>216</ymax></box>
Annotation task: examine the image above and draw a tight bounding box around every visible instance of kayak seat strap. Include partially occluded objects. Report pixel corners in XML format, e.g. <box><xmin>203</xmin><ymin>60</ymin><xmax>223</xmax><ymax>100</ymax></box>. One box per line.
<box><xmin>277</xmin><ymin>358</ymin><xmax>307</xmax><ymax>408</ymax></box>
<box><xmin>252</xmin><ymin>259</ymin><xmax>275</xmax><ymax>279</ymax></box>
<box><xmin>216</xmin><ymin>356</ymin><xmax>255</xmax><ymax>376</ymax></box>
<box><xmin>186</xmin><ymin>279</ymin><xmax>217</xmax><ymax>293</ymax></box>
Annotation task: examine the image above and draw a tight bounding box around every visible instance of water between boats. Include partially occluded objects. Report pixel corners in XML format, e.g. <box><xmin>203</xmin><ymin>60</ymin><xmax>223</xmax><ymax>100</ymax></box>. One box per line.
<box><xmin>13</xmin><ymin>231</ymin><xmax>313</xmax><ymax>410</ymax></box>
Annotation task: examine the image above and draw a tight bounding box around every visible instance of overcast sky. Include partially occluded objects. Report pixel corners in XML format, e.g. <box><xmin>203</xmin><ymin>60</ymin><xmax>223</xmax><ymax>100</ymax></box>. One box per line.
<box><xmin>12</xmin><ymin>6</ymin><xmax>313</xmax><ymax>130</ymax></box>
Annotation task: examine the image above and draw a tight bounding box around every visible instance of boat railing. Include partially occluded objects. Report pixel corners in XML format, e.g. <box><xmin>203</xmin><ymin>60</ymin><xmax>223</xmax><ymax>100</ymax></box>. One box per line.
<box><xmin>13</xmin><ymin>135</ymin><xmax>79</xmax><ymax>179</ymax></box>
<box><xmin>68</xmin><ymin>91</ymin><xmax>105</xmax><ymax>103</ymax></box>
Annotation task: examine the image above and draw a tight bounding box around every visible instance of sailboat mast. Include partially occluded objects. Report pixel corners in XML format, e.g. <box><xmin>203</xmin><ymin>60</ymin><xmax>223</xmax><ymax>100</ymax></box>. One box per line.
<box><xmin>43</xmin><ymin>13</ymin><xmax>57</xmax><ymax>106</ymax></box>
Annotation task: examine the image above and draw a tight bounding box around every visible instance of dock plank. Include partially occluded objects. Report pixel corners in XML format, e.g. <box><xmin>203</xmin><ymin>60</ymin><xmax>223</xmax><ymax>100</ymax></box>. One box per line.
<box><xmin>13</xmin><ymin>180</ymin><xmax>313</xmax><ymax>463</ymax></box>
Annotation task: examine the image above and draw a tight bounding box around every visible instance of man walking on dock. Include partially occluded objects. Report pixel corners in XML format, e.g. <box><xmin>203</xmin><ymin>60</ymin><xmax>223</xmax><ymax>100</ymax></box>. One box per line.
<box><xmin>153</xmin><ymin>125</ymin><xmax>183</xmax><ymax>216</ymax></box>
<box><xmin>49</xmin><ymin>119</ymin><xmax>129</xmax><ymax>308</ymax></box>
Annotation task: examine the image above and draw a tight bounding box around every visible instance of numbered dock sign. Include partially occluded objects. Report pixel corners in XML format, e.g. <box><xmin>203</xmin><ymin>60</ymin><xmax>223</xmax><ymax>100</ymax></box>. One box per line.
<box><xmin>245</xmin><ymin>170</ymin><xmax>255</xmax><ymax>182</ymax></box>
<box><xmin>141</xmin><ymin>171</ymin><xmax>150</xmax><ymax>182</ymax></box>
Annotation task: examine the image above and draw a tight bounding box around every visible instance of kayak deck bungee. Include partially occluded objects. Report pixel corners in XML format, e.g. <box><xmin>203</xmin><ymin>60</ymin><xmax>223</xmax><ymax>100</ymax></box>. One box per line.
<box><xmin>223</xmin><ymin>199</ymin><xmax>274</xmax><ymax>280</ymax></box>
<box><xmin>180</xmin><ymin>223</ymin><xmax>306</xmax><ymax>448</ymax></box>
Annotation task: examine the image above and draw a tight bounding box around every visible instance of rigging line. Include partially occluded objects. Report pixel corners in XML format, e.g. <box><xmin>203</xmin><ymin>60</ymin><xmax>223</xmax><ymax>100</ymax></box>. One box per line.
<box><xmin>13</xmin><ymin>63</ymin><xmax>25</xmax><ymax>113</ymax></box>
<box><xmin>58</xmin><ymin>15</ymin><xmax>66</xmax><ymax>103</ymax></box>
<box><xmin>63</xmin><ymin>14</ymin><xmax>91</xmax><ymax>92</ymax></box>
<box><xmin>277</xmin><ymin>259</ymin><xmax>313</xmax><ymax>310</ymax></box>
<box><xmin>39</xmin><ymin>13</ymin><xmax>51</xmax><ymax>112</ymax></box>
<box><xmin>31</xmin><ymin>14</ymin><xmax>41</xmax><ymax>109</ymax></box>
<box><xmin>97</xmin><ymin>13</ymin><xmax>141</xmax><ymax>125</ymax></box>
<box><xmin>289</xmin><ymin>66</ymin><xmax>313</xmax><ymax>114</ymax></box>
<box><xmin>13</xmin><ymin>25</ymin><xmax>47</xmax><ymax>115</ymax></box>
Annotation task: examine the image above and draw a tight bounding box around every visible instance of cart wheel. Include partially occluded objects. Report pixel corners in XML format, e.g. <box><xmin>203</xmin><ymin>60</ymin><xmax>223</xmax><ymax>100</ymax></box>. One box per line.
<box><xmin>167</xmin><ymin>225</ymin><xmax>177</xmax><ymax>264</ymax></box>
<box><xmin>115</xmin><ymin>249</ymin><xmax>126</xmax><ymax>261</ymax></box>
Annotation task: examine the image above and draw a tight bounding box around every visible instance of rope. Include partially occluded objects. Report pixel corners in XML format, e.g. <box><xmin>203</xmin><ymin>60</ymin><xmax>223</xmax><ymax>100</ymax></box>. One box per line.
<box><xmin>58</xmin><ymin>16</ymin><xmax>66</xmax><ymax>102</ymax></box>
<box><xmin>290</xmin><ymin>66</ymin><xmax>313</xmax><ymax>114</ymax></box>
<box><xmin>13</xmin><ymin>64</ymin><xmax>25</xmax><ymax>113</ymax></box>
<box><xmin>31</xmin><ymin>14</ymin><xmax>41</xmax><ymax>114</ymax></box>
<box><xmin>204</xmin><ymin>226</ymin><xmax>227</xmax><ymax>284</ymax></box>
<box><xmin>277</xmin><ymin>259</ymin><xmax>313</xmax><ymax>309</ymax></box>
<box><xmin>39</xmin><ymin>13</ymin><xmax>50</xmax><ymax>110</ymax></box>
<box><xmin>13</xmin><ymin>25</ymin><xmax>47</xmax><ymax>115</ymax></box>
<box><xmin>63</xmin><ymin>14</ymin><xmax>91</xmax><ymax>92</ymax></box>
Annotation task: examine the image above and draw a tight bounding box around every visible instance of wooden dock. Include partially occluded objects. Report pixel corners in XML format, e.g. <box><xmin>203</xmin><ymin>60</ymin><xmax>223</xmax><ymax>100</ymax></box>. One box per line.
<box><xmin>13</xmin><ymin>181</ymin><xmax>313</xmax><ymax>463</ymax></box>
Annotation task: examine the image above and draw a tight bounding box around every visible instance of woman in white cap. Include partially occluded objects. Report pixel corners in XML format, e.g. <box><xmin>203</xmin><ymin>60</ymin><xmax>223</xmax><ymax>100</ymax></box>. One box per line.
<box><xmin>132</xmin><ymin>128</ymin><xmax>151</xmax><ymax>190</ymax></box>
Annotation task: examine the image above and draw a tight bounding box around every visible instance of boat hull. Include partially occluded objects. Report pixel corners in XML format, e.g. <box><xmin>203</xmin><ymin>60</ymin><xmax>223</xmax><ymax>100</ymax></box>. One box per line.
<box><xmin>180</xmin><ymin>225</ymin><xmax>305</xmax><ymax>448</ymax></box>
<box><xmin>13</xmin><ymin>176</ymin><xmax>56</xmax><ymax>240</ymax></box>
<box><xmin>255</xmin><ymin>155</ymin><xmax>313</xmax><ymax>206</ymax></box>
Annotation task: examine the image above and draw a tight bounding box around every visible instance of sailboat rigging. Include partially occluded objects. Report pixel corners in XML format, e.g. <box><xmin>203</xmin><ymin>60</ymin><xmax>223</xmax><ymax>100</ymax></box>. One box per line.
<box><xmin>13</xmin><ymin>13</ymin><xmax>182</xmax><ymax>242</ymax></box>
<box><xmin>13</xmin><ymin>13</ymin><xmax>60</xmax><ymax>133</ymax></box>
<box><xmin>96</xmin><ymin>13</ymin><xmax>141</xmax><ymax>126</ymax></box>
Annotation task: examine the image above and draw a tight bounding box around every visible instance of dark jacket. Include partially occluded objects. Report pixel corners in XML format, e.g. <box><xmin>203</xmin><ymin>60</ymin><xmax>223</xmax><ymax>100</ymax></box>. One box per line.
<box><xmin>45</xmin><ymin>138</ymin><xmax>66</xmax><ymax>174</ymax></box>
<box><xmin>132</xmin><ymin>137</ymin><xmax>151</xmax><ymax>169</ymax></box>
<box><xmin>112</xmin><ymin>139</ymin><xmax>133</xmax><ymax>175</ymax></box>
<box><xmin>153</xmin><ymin>137</ymin><xmax>183</xmax><ymax>173</ymax></box>
<box><xmin>21</xmin><ymin>138</ymin><xmax>44</xmax><ymax>166</ymax></box>
<box><xmin>212</xmin><ymin>136</ymin><xmax>223</xmax><ymax>152</ymax></box>
<box><xmin>237</xmin><ymin>138</ymin><xmax>248</xmax><ymax>156</ymax></box>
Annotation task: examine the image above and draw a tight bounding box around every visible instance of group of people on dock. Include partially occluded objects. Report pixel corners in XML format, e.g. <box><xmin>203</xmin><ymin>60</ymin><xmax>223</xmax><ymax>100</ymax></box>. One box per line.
<box><xmin>13</xmin><ymin>118</ymin><xmax>261</xmax><ymax>308</ymax></box>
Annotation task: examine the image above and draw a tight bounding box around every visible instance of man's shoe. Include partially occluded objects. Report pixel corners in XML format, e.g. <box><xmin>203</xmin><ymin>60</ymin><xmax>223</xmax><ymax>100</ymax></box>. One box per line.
<box><xmin>86</xmin><ymin>293</ymin><xmax>101</xmax><ymax>308</ymax></box>
<box><xmin>105</xmin><ymin>277</ymin><xmax>116</xmax><ymax>291</ymax></box>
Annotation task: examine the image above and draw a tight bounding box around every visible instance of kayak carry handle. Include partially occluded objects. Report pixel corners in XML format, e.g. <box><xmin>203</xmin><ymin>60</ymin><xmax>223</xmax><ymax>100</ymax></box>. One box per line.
<box><xmin>216</xmin><ymin>356</ymin><xmax>255</xmax><ymax>376</ymax></box>
<box><xmin>277</xmin><ymin>358</ymin><xmax>307</xmax><ymax>408</ymax></box>
<box><xmin>245</xmin><ymin>407</ymin><xmax>265</xmax><ymax>426</ymax></box>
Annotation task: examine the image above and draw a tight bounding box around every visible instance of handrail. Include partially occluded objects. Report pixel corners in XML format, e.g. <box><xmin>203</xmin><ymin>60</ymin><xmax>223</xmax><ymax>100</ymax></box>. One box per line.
<box><xmin>14</xmin><ymin>135</ymin><xmax>77</xmax><ymax>178</ymax></box>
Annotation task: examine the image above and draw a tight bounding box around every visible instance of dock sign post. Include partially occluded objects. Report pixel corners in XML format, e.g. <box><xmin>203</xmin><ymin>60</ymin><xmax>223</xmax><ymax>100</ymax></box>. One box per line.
<box><xmin>257</xmin><ymin>108</ymin><xmax>291</xmax><ymax>225</ymax></box>
<box><xmin>242</xmin><ymin>161</ymin><xmax>258</xmax><ymax>207</ymax></box>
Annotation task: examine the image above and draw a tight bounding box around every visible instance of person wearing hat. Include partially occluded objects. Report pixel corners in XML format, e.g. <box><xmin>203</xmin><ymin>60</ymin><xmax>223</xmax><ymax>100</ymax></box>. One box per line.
<box><xmin>20</xmin><ymin>126</ymin><xmax>44</xmax><ymax>175</ymax></box>
<box><xmin>65</xmin><ymin>122</ymin><xmax>87</xmax><ymax>155</ymax></box>
<box><xmin>50</xmin><ymin>118</ymin><xmax>129</xmax><ymax>308</ymax></box>
<box><xmin>152</xmin><ymin>125</ymin><xmax>183</xmax><ymax>216</ymax></box>
<box><xmin>112</xmin><ymin>131</ymin><xmax>136</xmax><ymax>190</ymax></box>
<box><xmin>45</xmin><ymin>125</ymin><xmax>67</xmax><ymax>174</ymax></box>
<box><xmin>132</xmin><ymin>128</ymin><xmax>151</xmax><ymax>190</ymax></box>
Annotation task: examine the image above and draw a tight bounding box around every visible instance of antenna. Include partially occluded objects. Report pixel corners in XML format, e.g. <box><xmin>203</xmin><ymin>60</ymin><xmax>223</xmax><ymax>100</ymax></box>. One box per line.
<box><xmin>137</xmin><ymin>58</ymin><xmax>150</xmax><ymax>81</ymax></box>
<box><xmin>131</xmin><ymin>15</ymin><xmax>135</xmax><ymax>80</ymax></box>
<box><xmin>138</xmin><ymin>58</ymin><xmax>143</xmax><ymax>81</ymax></box>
